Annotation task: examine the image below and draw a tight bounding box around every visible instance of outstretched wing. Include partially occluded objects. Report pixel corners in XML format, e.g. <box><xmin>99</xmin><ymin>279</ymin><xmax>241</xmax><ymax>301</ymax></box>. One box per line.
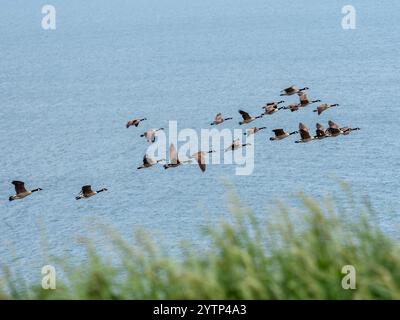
<box><xmin>193</xmin><ymin>152</ymin><xmax>206</xmax><ymax>172</ymax></box>
<box><xmin>215</xmin><ymin>113</ymin><xmax>222</xmax><ymax>121</ymax></box>
<box><xmin>239</xmin><ymin>110</ymin><xmax>251</xmax><ymax>120</ymax></box>
<box><xmin>328</xmin><ymin>120</ymin><xmax>339</xmax><ymax>129</ymax></box>
<box><xmin>12</xmin><ymin>181</ymin><xmax>27</xmax><ymax>194</ymax></box>
<box><xmin>82</xmin><ymin>185</ymin><xmax>93</xmax><ymax>196</ymax></box>
<box><xmin>299</xmin><ymin>123</ymin><xmax>311</xmax><ymax>140</ymax></box>
<box><xmin>143</xmin><ymin>154</ymin><xmax>154</xmax><ymax>166</ymax></box>
<box><xmin>169</xmin><ymin>143</ymin><xmax>180</xmax><ymax>164</ymax></box>
<box><xmin>273</xmin><ymin>129</ymin><xmax>285</xmax><ymax>136</ymax></box>
<box><xmin>284</xmin><ymin>86</ymin><xmax>296</xmax><ymax>94</ymax></box>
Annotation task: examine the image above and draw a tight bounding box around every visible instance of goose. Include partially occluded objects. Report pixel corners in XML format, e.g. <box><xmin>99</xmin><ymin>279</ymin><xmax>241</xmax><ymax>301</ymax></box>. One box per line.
<box><xmin>75</xmin><ymin>185</ymin><xmax>107</xmax><ymax>200</ymax></box>
<box><xmin>9</xmin><ymin>181</ymin><xmax>42</xmax><ymax>201</ymax></box>
<box><xmin>325</xmin><ymin>120</ymin><xmax>342</xmax><ymax>137</ymax></box>
<box><xmin>314</xmin><ymin>123</ymin><xmax>329</xmax><ymax>139</ymax></box>
<box><xmin>295</xmin><ymin>123</ymin><xmax>314</xmax><ymax>143</ymax></box>
<box><xmin>210</xmin><ymin>113</ymin><xmax>233</xmax><ymax>125</ymax></box>
<box><xmin>137</xmin><ymin>154</ymin><xmax>164</xmax><ymax>170</ymax></box>
<box><xmin>190</xmin><ymin>150</ymin><xmax>216</xmax><ymax>172</ymax></box>
<box><xmin>225</xmin><ymin>139</ymin><xmax>252</xmax><ymax>152</ymax></box>
<box><xmin>244</xmin><ymin>126</ymin><xmax>267</xmax><ymax>136</ymax></box>
<box><xmin>269</xmin><ymin>129</ymin><xmax>298</xmax><ymax>141</ymax></box>
<box><xmin>163</xmin><ymin>143</ymin><xmax>183</xmax><ymax>169</ymax></box>
<box><xmin>141</xmin><ymin>128</ymin><xmax>164</xmax><ymax>143</ymax></box>
<box><xmin>313</xmin><ymin>103</ymin><xmax>339</xmax><ymax>115</ymax></box>
<box><xmin>283</xmin><ymin>103</ymin><xmax>300</xmax><ymax>112</ymax></box>
<box><xmin>126</xmin><ymin>118</ymin><xmax>147</xmax><ymax>128</ymax></box>
<box><xmin>238</xmin><ymin>110</ymin><xmax>263</xmax><ymax>125</ymax></box>
<box><xmin>280</xmin><ymin>85</ymin><xmax>309</xmax><ymax>96</ymax></box>
<box><xmin>262</xmin><ymin>101</ymin><xmax>285</xmax><ymax>115</ymax></box>
<box><xmin>298</xmin><ymin>92</ymin><xmax>321</xmax><ymax>107</ymax></box>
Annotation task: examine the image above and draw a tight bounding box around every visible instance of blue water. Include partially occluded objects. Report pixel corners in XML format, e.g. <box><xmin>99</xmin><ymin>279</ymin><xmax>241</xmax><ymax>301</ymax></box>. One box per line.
<box><xmin>1</xmin><ymin>0</ymin><xmax>399</xmax><ymax>284</ymax></box>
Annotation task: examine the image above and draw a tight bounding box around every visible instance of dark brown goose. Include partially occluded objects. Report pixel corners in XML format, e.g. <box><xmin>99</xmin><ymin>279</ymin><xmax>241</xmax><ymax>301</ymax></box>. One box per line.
<box><xmin>244</xmin><ymin>126</ymin><xmax>267</xmax><ymax>136</ymax></box>
<box><xmin>269</xmin><ymin>129</ymin><xmax>298</xmax><ymax>141</ymax></box>
<box><xmin>280</xmin><ymin>85</ymin><xmax>309</xmax><ymax>96</ymax></box>
<box><xmin>126</xmin><ymin>117</ymin><xmax>147</xmax><ymax>128</ymax></box>
<box><xmin>283</xmin><ymin>103</ymin><xmax>300</xmax><ymax>112</ymax></box>
<box><xmin>225</xmin><ymin>139</ymin><xmax>251</xmax><ymax>152</ymax></box>
<box><xmin>238</xmin><ymin>110</ymin><xmax>263</xmax><ymax>125</ymax></box>
<box><xmin>262</xmin><ymin>101</ymin><xmax>285</xmax><ymax>115</ymax></box>
<box><xmin>75</xmin><ymin>185</ymin><xmax>107</xmax><ymax>200</ymax></box>
<box><xmin>210</xmin><ymin>113</ymin><xmax>233</xmax><ymax>125</ymax></box>
<box><xmin>295</xmin><ymin>123</ymin><xmax>314</xmax><ymax>143</ymax></box>
<box><xmin>313</xmin><ymin>103</ymin><xmax>339</xmax><ymax>115</ymax></box>
<box><xmin>298</xmin><ymin>92</ymin><xmax>321</xmax><ymax>107</ymax></box>
<box><xmin>9</xmin><ymin>181</ymin><xmax>42</xmax><ymax>201</ymax></box>
<box><xmin>315</xmin><ymin>123</ymin><xmax>329</xmax><ymax>139</ymax></box>
<box><xmin>190</xmin><ymin>150</ymin><xmax>215</xmax><ymax>172</ymax></box>
<box><xmin>141</xmin><ymin>128</ymin><xmax>164</xmax><ymax>143</ymax></box>
<box><xmin>137</xmin><ymin>154</ymin><xmax>164</xmax><ymax>170</ymax></box>
<box><xmin>325</xmin><ymin>120</ymin><xmax>342</xmax><ymax>137</ymax></box>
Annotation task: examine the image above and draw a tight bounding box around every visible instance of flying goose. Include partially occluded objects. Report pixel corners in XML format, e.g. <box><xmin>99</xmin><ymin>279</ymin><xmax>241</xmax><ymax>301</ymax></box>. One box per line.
<box><xmin>313</xmin><ymin>103</ymin><xmax>339</xmax><ymax>115</ymax></box>
<box><xmin>210</xmin><ymin>113</ymin><xmax>233</xmax><ymax>125</ymax></box>
<box><xmin>325</xmin><ymin>120</ymin><xmax>342</xmax><ymax>137</ymax></box>
<box><xmin>190</xmin><ymin>150</ymin><xmax>215</xmax><ymax>172</ymax></box>
<box><xmin>126</xmin><ymin>118</ymin><xmax>147</xmax><ymax>128</ymax></box>
<box><xmin>75</xmin><ymin>185</ymin><xmax>107</xmax><ymax>200</ymax></box>
<box><xmin>9</xmin><ymin>181</ymin><xmax>42</xmax><ymax>201</ymax></box>
<box><xmin>141</xmin><ymin>128</ymin><xmax>164</xmax><ymax>143</ymax></box>
<box><xmin>238</xmin><ymin>110</ymin><xmax>263</xmax><ymax>125</ymax></box>
<box><xmin>295</xmin><ymin>123</ymin><xmax>314</xmax><ymax>143</ymax></box>
<box><xmin>163</xmin><ymin>143</ymin><xmax>182</xmax><ymax>169</ymax></box>
<box><xmin>280</xmin><ymin>85</ymin><xmax>309</xmax><ymax>96</ymax></box>
<box><xmin>244</xmin><ymin>126</ymin><xmax>267</xmax><ymax>136</ymax></box>
<box><xmin>225</xmin><ymin>139</ymin><xmax>252</xmax><ymax>152</ymax></box>
<box><xmin>137</xmin><ymin>154</ymin><xmax>164</xmax><ymax>170</ymax></box>
<box><xmin>269</xmin><ymin>129</ymin><xmax>298</xmax><ymax>141</ymax></box>
<box><xmin>283</xmin><ymin>103</ymin><xmax>300</xmax><ymax>112</ymax></box>
<box><xmin>262</xmin><ymin>101</ymin><xmax>285</xmax><ymax>115</ymax></box>
<box><xmin>297</xmin><ymin>92</ymin><xmax>321</xmax><ymax>107</ymax></box>
<box><xmin>315</xmin><ymin>123</ymin><xmax>329</xmax><ymax>139</ymax></box>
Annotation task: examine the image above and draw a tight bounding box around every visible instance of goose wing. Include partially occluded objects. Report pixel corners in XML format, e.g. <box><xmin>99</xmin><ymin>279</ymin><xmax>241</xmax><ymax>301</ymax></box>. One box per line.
<box><xmin>169</xmin><ymin>143</ymin><xmax>180</xmax><ymax>164</ymax></box>
<box><xmin>239</xmin><ymin>110</ymin><xmax>251</xmax><ymax>120</ymax></box>
<box><xmin>143</xmin><ymin>154</ymin><xmax>154</xmax><ymax>166</ymax></box>
<box><xmin>214</xmin><ymin>113</ymin><xmax>223</xmax><ymax>121</ymax></box>
<box><xmin>12</xmin><ymin>181</ymin><xmax>27</xmax><ymax>194</ymax></box>
<box><xmin>316</xmin><ymin>123</ymin><xmax>326</xmax><ymax>137</ymax></box>
<box><xmin>82</xmin><ymin>185</ymin><xmax>93</xmax><ymax>196</ymax></box>
<box><xmin>264</xmin><ymin>105</ymin><xmax>277</xmax><ymax>114</ymax></box>
<box><xmin>299</xmin><ymin>123</ymin><xmax>311</xmax><ymax>140</ymax></box>
<box><xmin>193</xmin><ymin>152</ymin><xmax>206</xmax><ymax>172</ymax></box>
<box><xmin>284</xmin><ymin>86</ymin><xmax>296</xmax><ymax>94</ymax></box>
<box><xmin>317</xmin><ymin>104</ymin><xmax>328</xmax><ymax>115</ymax></box>
<box><xmin>273</xmin><ymin>129</ymin><xmax>285</xmax><ymax>137</ymax></box>
<box><xmin>126</xmin><ymin>119</ymin><xmax>139</xmax><ymax>128</ymax></box>
<box><xmin>298</xmin><ymin>93</ymin><xmax>309</xmax><ymax>105</ymax></box>
<box><xmin>328</xmin><ymin>120</ymin><xmax>339</xmax><ymax>129</ymax></box>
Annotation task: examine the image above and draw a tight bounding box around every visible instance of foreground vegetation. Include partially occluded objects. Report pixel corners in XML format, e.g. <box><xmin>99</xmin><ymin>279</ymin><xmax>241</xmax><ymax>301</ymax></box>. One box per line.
<box><xmin>2</xmin><ymin>186</ymin><xmax>400</xmax><ymax>299</ymax></box>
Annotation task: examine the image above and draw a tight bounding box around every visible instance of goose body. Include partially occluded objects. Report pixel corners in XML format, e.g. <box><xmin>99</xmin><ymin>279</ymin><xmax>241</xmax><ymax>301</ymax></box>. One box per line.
<box><xmin>75</xmin><ymin>185</ymin><xmax>107</xmax><ymax>200</ymax></box>
<box><xmin>137</xmin><ymin>154</ymin><xmax>164</xmax><ymax>169</ymax></box>
<box><xmin>9</xmin><ymin>181</ymin><xmax>42</xmax><ymax>201</ymax></box>
<box><xmin>210</xmin><ymin>113</ymin><xmax>233</xmax><ymax>125</ymax></box>
<box><xmin>283</xmin><ymin>103</ymin><xmax>300</xmax><ymax>112</ymax></box>
<box><xmin>270</xmin><ymin>129</ymin><xmax>298</xmax><ymax>141</ymax></box>
<box><xmin>325</xmin><ymin>120</ymin><xmax>342</xmax><ymax>137</ymax></box>
<box><xmin>244</xmin><ymin>126</ymin><xmax>266</xmax><ymax>136</ymax></box>
<box><xmin>225</xmin><ymin>139</ymin><xmax>251</xmax><ymax>152</ymax></box>
<box><xmin>141</xmin><ymin>128</ymin><xmax>164</xmax><ymax>143</ymax></box>
<box><xmin>262</xmin><ymin>101</ymin><xmax>285</xmax><ymax>115</ymax></box>
<box><xmin>280</xmin><ymin>85</ymin><xmax>309</xmax><ymax>96</ymax></box>
<box><xmin>313</xmin><ymin>103</ymin><xmax>339</xmax><ymax>115</ymax></box>
<box><xmin>126</xmin><ymin>118</ymin><xmax>147</xmax><ymax>128</ymax></box>
<box><xmin>340</xmin><ymin>127</ymin><xmax>360</xmax><ymax>135</ymax></box>
<box><xmin>298</xmin><ymin>93</ymin><xmax>321</xmax><ymax>107</ymax></box>
<box><xmin>295</xmin><ymin>123</ymin><xmax>314</xmax><ymax>143</ymax></box>
<box><xmin>238</xmin><ymin>110</ymin><xmax>263</xmax><ymax>125</ymax></box>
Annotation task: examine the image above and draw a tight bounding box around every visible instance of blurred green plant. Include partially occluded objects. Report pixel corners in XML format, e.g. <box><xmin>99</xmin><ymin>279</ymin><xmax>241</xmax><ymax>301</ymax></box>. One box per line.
<box><xmin>1</xmin><ymin>186</ymin><xmax>400</xmax><ymax>300</ymax></box>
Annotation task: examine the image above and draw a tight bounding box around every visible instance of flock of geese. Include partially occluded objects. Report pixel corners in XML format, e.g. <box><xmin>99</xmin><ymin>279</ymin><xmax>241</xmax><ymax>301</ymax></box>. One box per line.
<box><xmin>8</xmin><ymin>85</ymin><xmax>359</xmax><ymax>202</ymax></box>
